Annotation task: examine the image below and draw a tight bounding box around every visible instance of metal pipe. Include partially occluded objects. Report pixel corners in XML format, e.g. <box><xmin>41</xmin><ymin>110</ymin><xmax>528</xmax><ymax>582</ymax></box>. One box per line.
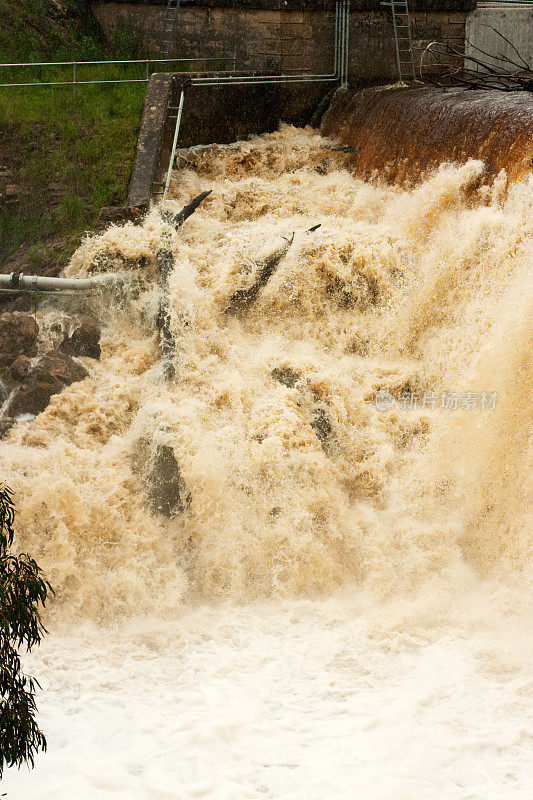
<box><xmin>0</xmin><ymin>56</ymin><xmax>238</xmax><ymax>89</ymax></box>
<box><xmin>0</xmin><ymin>273</ymin><xmax>120</xmax><ymax>293</ymax></box>
<box><xmin>334</xmin><ymin>0</ymin><xmax>340</xmax><ymax>75</ymax></box>
<box><xmin>338</xmin><ymin>1</ymin><xmax>344</xmax><ymax>85</ymax></box>
<box><xmin>343</xmin><ymin>1</ymin><xmax>350</xmax><ymax>85</ymax></box>
<box><xmin>192</xmin><ymin>76</ymin><xmax>339</xmax><ymax>87</ymax></box>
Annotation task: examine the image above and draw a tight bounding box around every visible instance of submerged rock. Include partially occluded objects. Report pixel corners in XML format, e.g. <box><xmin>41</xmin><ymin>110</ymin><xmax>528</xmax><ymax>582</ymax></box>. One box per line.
<box><xmin>146</xmin><ymin>442</ymin><xmax>189</xmax><ymax>518</ymax></box>
<box><xmin>6</xmin><ymin>349</ymin><xmax>88</xmax><ymax>417</ymax></box>
<box><xmin>96</xmin><ymin>205</ymin><xmax>146</xmax><ymax>230</ymax></box>
<box><xmin>0</xmin><ymin>416</ymin><xmax>14</xmax><ymax>439</ymax></box>
<box><xmin>272</xmin><ymin>366</ymin><xmax>300</xmax><ymax>388</ymax></box>
<box><xmin>311</xmin><ymin>407</ymin><xmax>333</xmax><ymax>452</ymax></box>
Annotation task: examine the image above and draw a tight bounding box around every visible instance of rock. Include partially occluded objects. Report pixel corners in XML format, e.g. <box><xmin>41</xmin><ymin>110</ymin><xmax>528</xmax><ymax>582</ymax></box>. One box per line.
<box><xmin>146</xmin><ymin>443</ymin><xmax>189</xmax><ymax>518</ymax></box>
<box><xmin>96</xmin><ymin>205</ymin><xmax>146</xmax><ymax>230</ymax></box>
<box><xmin>0</xmin><ymin>417</ymin><xmax>15</xmax><ymax>439</ymax></box>
<box><xmin>10</xmin><ymin>354</ymin><xmax>32</xmax><ymax>382</ymax></box>
<box><xmin>272</xmin><ymin>366</ymin><xmax>299</xmax><ymax>388</ymax></box>
<box><xmin>311</xmin><ymin>407</ymin><xmax>333</xmax><ymax>453</ymax></box>
<box><xmin>0</xmin><ymin>377</ymin><xmax>8</xmax><ymax>404</ymax></box>
<box><xmin>6</xmin><ymin>349</ymin><xmax>88</xmax><ymax>417</ymax></box>
<box><xmin>60</xmin><ymin>317</ymin><xmax>101</xmax><ymax>359</ymax></box>
<box><xmin>36</xmin><ymin>350</ymin><xmax>88</xmax><ymax>385</ymax></box>
<box><xmin>0</xmin><ymin>313</ymin><xmax>39</xmax><ymax>370</ymax></box>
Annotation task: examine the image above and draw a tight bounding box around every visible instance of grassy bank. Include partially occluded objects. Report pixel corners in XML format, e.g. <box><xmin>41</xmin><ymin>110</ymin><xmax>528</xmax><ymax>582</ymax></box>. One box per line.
<box><xmin>0</xmin><ymin>1</ymin><xmax>148</xmax><ymax>269</ymax></box>
<box><xmin>0</xmin><ymin>79</ymin><xmax>145</xmax><ymax>263</ymax></box>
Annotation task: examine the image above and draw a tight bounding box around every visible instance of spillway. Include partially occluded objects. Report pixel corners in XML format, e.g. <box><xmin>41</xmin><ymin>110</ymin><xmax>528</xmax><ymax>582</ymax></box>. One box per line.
<box><xmin>322</xmin><ymin>85</ymin><xmax>533</xmax><ymax>184</ymax></box>
<box><xmin>2</xmin><ymin>107</ymin><xmax>532</xmax><ymax>797</ymax></box>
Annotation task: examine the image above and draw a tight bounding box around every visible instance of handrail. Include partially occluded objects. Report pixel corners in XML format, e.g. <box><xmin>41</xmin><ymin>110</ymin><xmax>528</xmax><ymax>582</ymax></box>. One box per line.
<box><xmin>0</xmin><ymin>57</ymin><xmax>235</xmax><ymax>68</ymax></box>
<box><xmin>0</xmin><ymin>56</ymin><xmax>238</xmax><ymax>90</ymax></box>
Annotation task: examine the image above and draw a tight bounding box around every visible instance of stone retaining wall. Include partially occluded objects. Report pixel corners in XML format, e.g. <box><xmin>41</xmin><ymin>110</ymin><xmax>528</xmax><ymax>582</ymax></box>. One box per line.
<box><xmin>91</xmin><ymin>1</ymin><xmax>469</xmax><ymax>83</ymax></box>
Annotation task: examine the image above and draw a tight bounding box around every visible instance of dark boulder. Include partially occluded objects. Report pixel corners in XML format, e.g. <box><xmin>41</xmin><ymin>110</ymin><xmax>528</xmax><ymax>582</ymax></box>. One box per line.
<box><xmin>10</xmin><ymin>354</ymin><xmax>32</xmax><ymax>382</ymax></box>
<box><xmin>0</xmin><ymin>313</ymin><xmax>39</xmax><ymax>370</ymax></box>
<box><xmin>146</xmin><ymin>443</ymin><xmax>189</xmax><ymax>518</ymax></box>
<box><xmin>311</xmin><ymin>407</ymin><xmax>333</xmax><ymax>452</ymax></box>
<box><xmin>0</xmin><ymin>417</ymin><xmax>15</xmax><ymax>439</ymax></box>
<box><xmin>60</xmin><ymin>317</ymin><xmax>101</xmax><ymax>359</ymax></box>
<box><xmin>272</xmin><ymin>366</ymin><xmax>299</xmax><ymax>388</ymax></box>
<box><xmin>6</xmin><ymin>349</ymin><xmax>88</xmax><ymax>418</ymax></box>
<box><xmin>96</xmin><ymin>205</ymin><xmax>146</xmax><ymax>230</ymax></box>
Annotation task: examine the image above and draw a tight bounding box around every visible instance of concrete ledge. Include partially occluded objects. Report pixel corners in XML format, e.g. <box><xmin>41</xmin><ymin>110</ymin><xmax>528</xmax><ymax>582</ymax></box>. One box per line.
<box><xmin>93</xmin><ymin>0</ymin><xmax>475</xmax><ymax>11</ymax></box>
<box><xmin>129</xmin><ymin>73</ymin><xmax>174</xmax><ymax>207</ymax></box>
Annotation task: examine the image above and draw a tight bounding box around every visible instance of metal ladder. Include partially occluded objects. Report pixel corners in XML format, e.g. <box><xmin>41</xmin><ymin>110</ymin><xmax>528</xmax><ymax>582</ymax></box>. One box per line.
<box><xmin>158</xmin><ymin>0</ymin><xmax>181</xmax><ymax>60</ymax></box>
<box><xmin>381</xmin><ymin>0</ymin><xmax>416</xmax><ymax>82</ymax></box>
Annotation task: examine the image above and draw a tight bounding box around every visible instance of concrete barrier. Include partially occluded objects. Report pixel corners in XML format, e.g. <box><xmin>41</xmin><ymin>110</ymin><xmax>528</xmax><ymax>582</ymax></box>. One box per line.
<box><xmin>466</xmin><ymin>7</ymin><xmax>533</xmax><ymax>72</ymax></box>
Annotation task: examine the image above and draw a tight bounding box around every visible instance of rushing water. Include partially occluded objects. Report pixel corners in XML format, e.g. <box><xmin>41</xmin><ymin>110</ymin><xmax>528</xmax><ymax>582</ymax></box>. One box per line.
<box><xmin>2</xmin><ymin>126</ymin><xmax>532</xmax><ymax>798</ymax></box>
<box><xmin>322</xmin><ymin>86</ymin><xmax>533</xmax><ymax>185</ymax></box>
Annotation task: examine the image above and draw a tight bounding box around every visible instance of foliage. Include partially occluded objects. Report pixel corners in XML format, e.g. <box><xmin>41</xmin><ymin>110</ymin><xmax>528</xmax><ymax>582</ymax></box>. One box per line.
<box><xmin>0</xmin><ymin>0</ymin><xmax>101</xmax><ymax>63</ymax></box>
<box><xmin>112</xmin><ymin>17</ymin><xmax>149</xmax><ymax>61</ymax></box>
<box><xmin>0</xmin><ymin>0</ymin><xmax>146</xmax><ymax>263</ymax></box>
<box><xmin>0</xmin><ymin>486</ymin><xmax>52</xmax><ymax>779</ymax></box>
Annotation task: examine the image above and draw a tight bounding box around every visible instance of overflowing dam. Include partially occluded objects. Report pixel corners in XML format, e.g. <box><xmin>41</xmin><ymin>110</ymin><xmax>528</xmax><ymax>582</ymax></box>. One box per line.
<box><xmin>1</xmin><ymin>87</ymin><xmax>532</xmax><ymax>796</ymax></box>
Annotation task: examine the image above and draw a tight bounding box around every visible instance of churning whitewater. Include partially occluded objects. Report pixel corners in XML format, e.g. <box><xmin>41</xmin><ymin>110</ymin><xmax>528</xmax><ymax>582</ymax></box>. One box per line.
<box><xmin>2</xmin><ymin>126</ymin><xmax>532</xmax><ymax>798</ymax></box>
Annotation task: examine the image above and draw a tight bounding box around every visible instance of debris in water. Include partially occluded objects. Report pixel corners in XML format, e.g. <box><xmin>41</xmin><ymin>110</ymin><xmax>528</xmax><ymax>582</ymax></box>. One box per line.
<box><xmin>310</xmin><ymin>407</ymin><xmax>333</xmax><ymax>453</ymax></box>
<box><xmin>227</xmin><ymin>234</ymin><xmax>294</xmax><ymax>314</ymax></box>
<box><xmin>156</xmin><ymin>191</ymin><xmax>212</xmax><ymax>379</ymax></box>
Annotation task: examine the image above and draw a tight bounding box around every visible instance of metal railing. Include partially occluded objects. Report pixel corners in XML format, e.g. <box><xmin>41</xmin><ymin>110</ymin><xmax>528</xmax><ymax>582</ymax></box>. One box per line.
<box><xmin>0</xmin><ymin>56</ymin><xmax>238</xmax><ymax>92</ymax></box>
<box><xmin>160</xmin><ymin>0</ymin><xmax>351</xmax><ymax>200</ymax></box>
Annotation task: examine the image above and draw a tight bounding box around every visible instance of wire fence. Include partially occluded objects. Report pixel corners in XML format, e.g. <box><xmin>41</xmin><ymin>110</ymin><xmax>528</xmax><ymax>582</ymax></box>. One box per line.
<box><xmin>0</xmin><ymin>56</ymin><xmax>238</xmax><ymax>94</ymax></box>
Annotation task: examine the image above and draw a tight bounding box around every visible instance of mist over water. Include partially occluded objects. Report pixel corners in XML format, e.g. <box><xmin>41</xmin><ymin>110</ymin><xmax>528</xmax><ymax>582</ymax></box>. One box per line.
<box><xmin>2</xmin><ymin>126</ymin><xmax>532</xmax><ymax>798</ymax></box>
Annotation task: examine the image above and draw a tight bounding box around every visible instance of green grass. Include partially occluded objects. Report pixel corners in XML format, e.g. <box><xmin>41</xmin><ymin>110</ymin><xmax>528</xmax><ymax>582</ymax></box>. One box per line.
<box><xmin>0</xmin><ymin>0</ymin><xmax>101</xmax><ymax>63</ymax></box>
<box><xmin>0</xmin><ymin>78</ymin><xmax>146</xmax><ymax>265</ymax></box>
<box><xmin>0</xmin><ymin>1</ymin><xmax>152</xmax><ymax>267</ymax></box>
<box><xmin>0</xmin><ymin>2</ymin><xmax>229</xmax><ymax>268</ymax></box>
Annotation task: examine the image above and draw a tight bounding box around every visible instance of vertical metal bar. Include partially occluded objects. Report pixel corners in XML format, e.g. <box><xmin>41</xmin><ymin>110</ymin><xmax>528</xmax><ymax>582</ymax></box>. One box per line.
<box><xmin>343</xmin><ymin>1</ymin><xmax>350</xmax><ymax>85</ymax></box>
<box><xmin>339</xmin><ymin>1</ymin><xmax>345</xmax><ymax>85</ymax></box>
<box><xmin>146</xmin><ymin>60</ymin><xmax>150</xmax><ymax>82</ymax></box>
<box><xmin>334</xmin><ymin>2</ymin><xmax>340</xmax><ymax>79</ymax></box>
<box><xmin>162</xmin><ymin>86</ymin><xmax>186</xmax><ymax>202</ymax></box>
<box><xmin>408</xmin><ymin>10</ymin><xmax>416</xmax><ymax>79</ymax></box>
<box><xmin>73</xmin><ymin>62</ymin><xmax>77</xmax><ymax>97</ymax></box>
